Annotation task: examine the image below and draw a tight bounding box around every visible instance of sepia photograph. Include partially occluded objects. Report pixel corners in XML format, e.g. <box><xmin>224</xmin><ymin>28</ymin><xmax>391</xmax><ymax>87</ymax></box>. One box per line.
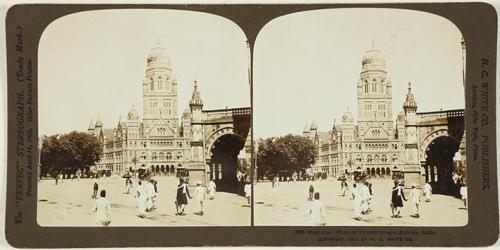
<box><xmin>253</xmin><ymin>8</ymin><xmax>467</xmax><ymax>226</ymax></box>
<box><xmin>37</xmin><ymin>9</ymin><xmax>252</xmax><ymax>227</ymax></box>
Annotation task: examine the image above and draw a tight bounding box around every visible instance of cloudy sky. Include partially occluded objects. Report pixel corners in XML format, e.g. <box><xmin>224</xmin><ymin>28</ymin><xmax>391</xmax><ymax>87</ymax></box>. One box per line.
<box><xmin>39</xmin><ymin>9</ymin><xmax>249</xmax><ymax>136</ymax></box>
<box><xmin>254</xmin><ymin>8</ymin><xmax>465</xmax><ymax>138</ymax></box>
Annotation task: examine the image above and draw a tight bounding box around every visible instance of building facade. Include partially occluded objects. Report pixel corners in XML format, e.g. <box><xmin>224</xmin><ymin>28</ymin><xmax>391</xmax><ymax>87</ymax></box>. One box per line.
<box><xmin>86</xmin><ymin>45</ymin><xmax>252</xmax><ymax>185</ymax></box>
<box><xmin>304</xmin><ymin>47</ymin><xmax>407</xmax><ymax>179</ymax></box>
<box><xmin>305</xmin><ymin>46</ymin><xmax>466</xmax><ymax>189</ymax></box>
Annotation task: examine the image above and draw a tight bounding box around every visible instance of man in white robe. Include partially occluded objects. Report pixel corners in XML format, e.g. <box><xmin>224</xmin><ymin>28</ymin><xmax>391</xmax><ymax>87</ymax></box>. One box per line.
<box><xmin>423</xmin><ymin>182</ymin><xmax>432</xmax><ymax>202</ymax></box>
<box><xmin>135</xmin><ymin>181</ymin><xmax>147</xmax><ymax>218</ymax></box>
<box><xmin>408</xmin><ymin>183</ymin><xmax>422</xmax><ymax>218</ymax></box>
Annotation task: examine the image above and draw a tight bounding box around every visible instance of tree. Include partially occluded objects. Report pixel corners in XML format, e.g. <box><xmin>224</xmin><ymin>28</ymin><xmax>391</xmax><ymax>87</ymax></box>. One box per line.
<box><xmin>40</xmin><ymin>131</ymin><xmax>102</xmax><ymax>176</ymax></box>
<box><xmin>257</xmin><ymin>134</ymin><xmax>318</xmax><ymax>180</ymax></box>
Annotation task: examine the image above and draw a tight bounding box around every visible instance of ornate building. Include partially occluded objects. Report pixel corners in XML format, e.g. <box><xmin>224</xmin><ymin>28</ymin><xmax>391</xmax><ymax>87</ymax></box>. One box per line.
<box><xmin>86</xmin><ymin>45</ymin><xmax>252</xmax><ymax>187</ymax></box>
<box><xmin>305</xmin><ymin>47</ymin><xmax>406</xmax><ymax>179</ymax></box>
<box><xmin>87</xmin><ymin>46</ymin><xmax>195</xmax><ymax>176</ymax></box>
<box><xmin>304</xmin><ymin>46</ymin><xmax>465</xmax><ymax>190</ymax></box>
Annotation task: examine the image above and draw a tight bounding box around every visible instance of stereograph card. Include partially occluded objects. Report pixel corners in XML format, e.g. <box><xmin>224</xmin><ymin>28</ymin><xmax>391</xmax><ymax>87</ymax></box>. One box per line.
<box><xmin>3</xmin><ymin>2</ymin><xmax>499</xmax><ymax>247</ymax></box>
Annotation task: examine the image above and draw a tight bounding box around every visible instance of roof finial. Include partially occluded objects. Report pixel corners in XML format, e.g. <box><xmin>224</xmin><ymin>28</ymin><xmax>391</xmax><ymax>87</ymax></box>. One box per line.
<box><xmin>408</xmin><ymin>82</ymin><xmax>412</xmax><ymax>90</ymax></box>
<box><xmin>194</xmin><ymin>79</ymin><xmax>198</xmax><ymax>88</ymax></box>
<box><xmin>371</xmin><ymin>37</ymin><xmax>375</xmax><ymax>48</ymax></box>
<box><xmin>156</xmin><ymin>36</ymin><xmax>160</xmax><ymax>46</ymax></box>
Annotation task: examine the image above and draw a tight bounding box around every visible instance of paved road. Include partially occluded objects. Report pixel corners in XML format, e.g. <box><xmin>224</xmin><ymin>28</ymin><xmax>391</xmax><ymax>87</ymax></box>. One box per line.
<box><xmin>254</xmin><ymin>178</ymin><xmax>468</xmax><ymax>226</ymax></box>
<box><xmin>37</xmin><ymin>176</ymin><xmax>250</xmax><ymax>227</ymax></box>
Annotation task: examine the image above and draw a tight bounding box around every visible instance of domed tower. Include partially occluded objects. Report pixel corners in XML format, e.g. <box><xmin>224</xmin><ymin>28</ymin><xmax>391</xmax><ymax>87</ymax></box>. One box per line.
<box><xmin>356</xmin><ymin>45</ymin><xmax>393</xmax><ymax>136</ymax></box>
<box><xmin>142</xmin><ymin>44</ymin><xmax>178</xmax><ymax>129</ymax></box>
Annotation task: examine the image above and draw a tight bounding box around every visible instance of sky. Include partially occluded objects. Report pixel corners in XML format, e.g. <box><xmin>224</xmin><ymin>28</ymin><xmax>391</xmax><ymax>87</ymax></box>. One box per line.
<box><xmin>254</xmin><ymin>8</ymin><xmax>465</xmax><ymax>138</ymax></box>
<box><xmin>39</xmin><ymin>9</ymin><xmax>249</xmax><ymax>136</ymax></box>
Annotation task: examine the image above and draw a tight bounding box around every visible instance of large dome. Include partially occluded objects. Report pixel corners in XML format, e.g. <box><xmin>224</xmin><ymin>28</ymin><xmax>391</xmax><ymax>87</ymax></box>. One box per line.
<box><xmin>362</xmin><ymin>49</ymin><xmax>385</xmax><ymax>67</ymax></box>
<box><xmin>147</xmin><ymin>46</ymin><xmax>171</xmax><ymax>67</ymax></box>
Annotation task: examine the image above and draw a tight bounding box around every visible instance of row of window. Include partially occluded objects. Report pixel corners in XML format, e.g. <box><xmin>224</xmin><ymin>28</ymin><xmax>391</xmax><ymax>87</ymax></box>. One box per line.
<box><xmin>148</xmin><ymin>75</ymin><xmax>172</xmax><ymax>92</ymax></box>
<box><xmin>318</xmin><ymin>153</ymin><xmax>400</xmax><ymax>164</ymax></box>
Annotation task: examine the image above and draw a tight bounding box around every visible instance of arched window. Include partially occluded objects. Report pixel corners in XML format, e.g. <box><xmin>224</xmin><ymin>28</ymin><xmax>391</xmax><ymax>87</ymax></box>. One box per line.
<box><xmin>158</xmin><ymin>77</ymin><xmax>163</xmax><ymax>90</ymax></box>
<box><xmin>150</xmin><ymin>77</ymin><xmax>154</xmax><ymax>91</ymax></box>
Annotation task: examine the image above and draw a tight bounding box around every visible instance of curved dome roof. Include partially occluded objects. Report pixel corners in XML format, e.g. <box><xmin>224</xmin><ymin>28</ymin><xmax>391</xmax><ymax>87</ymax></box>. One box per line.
<box><xmin>127</xmin><ymin>106</ymin><xmax>139</xmax><ymax>121</ymax></box>
<box><xmin>342</xmin><ymin>109</ymin><xmax>354</xmax><ymax>123</ymax></box>
<box><xmin>362</xmin><ymin>49</ymin><xmax>385</xmax><ymax>67</ymax></box>
<box><xmin>147</xmin><ymin>46</ymin><xmax>171</xmax><ymax>67</ymax></box>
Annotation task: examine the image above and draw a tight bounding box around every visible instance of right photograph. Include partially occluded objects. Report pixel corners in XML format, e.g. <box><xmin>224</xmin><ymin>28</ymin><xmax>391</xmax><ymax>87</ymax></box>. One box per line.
<box><xmin>253</xmin><ymin>8</ymin><xmax>467</xmax><ymax>226</ymax></box>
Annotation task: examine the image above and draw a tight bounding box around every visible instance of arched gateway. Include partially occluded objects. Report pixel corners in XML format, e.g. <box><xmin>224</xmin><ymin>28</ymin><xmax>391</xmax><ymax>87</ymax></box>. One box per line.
<box><xmin>415</xmin><ymin>110</ymin><xmax>465</xmax><ymax>194</ymax></box>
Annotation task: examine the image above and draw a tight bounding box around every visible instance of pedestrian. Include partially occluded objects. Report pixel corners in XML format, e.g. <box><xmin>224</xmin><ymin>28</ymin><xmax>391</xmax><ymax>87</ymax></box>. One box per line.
<box><xmin>208</xmin><ymin>179</ymin><xmax>217</xmax><ymax>200</ymax></box>
<box><xmin>145</xmin><ymin>179</ymin><xmax>157</xmax><ymax>212</ymax></box>
<box><xmin>408</xmin><ymin>183</ymin><xmax>421</xmax><ymax>218</ymax></box>
<box><xmin>136</xmin><ymin>181</ymin><xmax>147</xmax><ymax>218</ymax></box>
<box><xmin>340</xmin><ymin>180</ymin><xmax>346</xmax><ymax>196</ymax></box>
<box><xmin>192</xmin><ymin>181</ymin><xmax>206</xmax><ymax>215</ymax></box>
<box><xmin>423</xmin><ymin>182</ymin><xmax>432</xmax><ymax>202</ymax></box>
<box><xmin>244</xmin><ymin>182</ymin><xmax>251</xmax><ymax>205</ymax></box>
<box><xmin>125</xmin><ymin>178</ymin><xmax>133</xmax><ymax>194</ymax></box>
<box><xmin>175</xmin><ymin>178</ymin><xmax>190</xmax><ymax>215</ymax></box>
<box><xmin>460</xmin><ymin>184</ymin><xmax>467</xmax><ymax>209</ymax></box>
<box><xmin>308</xmin><ymin>192</ymin><xmax>326</xmax><ymax>226</ymax></box>
<box><xmin>308</xmin><ymin>182</ymin><xmax>314</xmax><ymax>201</ymax></box>
<box><xmin>92</xmin><ymin>190</ymin><xmax>111</xmax><ymax>226</ymax></box>
<box><xmin>271</xmin><ymin>177</ymin><xmax>275</xmax><ymax>188</ymax></box>
<box><xmin>361</xmin><ymin>182</ymin><xmax>372</xmax><ymax>214</ymax></box>
<box><xmin>352</xmin><ymin>183</ymin><xmax>363</xmax><ymax>220</ymax></box>
<box><xmin>391</xmin><ymin>181</ymin><xmax>407</xmax><ymax>218</ymax></box>
<box><xmin>92</xmin><ymin>181</ymin><xmax>99</xmax><ymax>199</ymax></box>
<box><xmin>55</xmin><ymin>174</ymin><xmax>59</xmax><ymax>185</ymax></box>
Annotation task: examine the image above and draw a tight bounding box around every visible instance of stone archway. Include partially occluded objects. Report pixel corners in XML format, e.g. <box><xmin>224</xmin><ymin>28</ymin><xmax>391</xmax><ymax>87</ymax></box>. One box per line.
<box><xmin>423</xmin><ymin>136</ymin><xmax>460</xmax><ymax>195</ymax></box>
<box><xmin>207</xmin><ymin>133</ymin><xmax>246</xmax><ymax>194</ymax></box>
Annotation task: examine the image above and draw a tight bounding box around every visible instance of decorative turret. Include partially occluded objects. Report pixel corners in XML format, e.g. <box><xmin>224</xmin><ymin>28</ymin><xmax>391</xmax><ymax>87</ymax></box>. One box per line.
<box><xmin>403</xmin><ymin>82</ymin><xmax>418</xmax><ymax>112</ymax></box>
<box><xmin>87</xmin><ymin>119</ymin><xmax>95</xmax><ymax>133</ymax></box>
<box><xmin>303</xmin><ymin>121</ymin><xmax>310</xmax><ymax>136</ymax></box>
<box><xmin>95</xmin><ymin>116</ymin><xmax>103</xmax><ymax>127</ymax></box>
<box><xmin>127</xmin><ymin>105</ymin><xmax>139</xmax><ymax>121</ymax></box>
<box><xmin>342</xmin><ymin>108</ymin><xmax>354</xmax><ymax>124</ymax></box>
<box><xmin>310</xmin><ymin>117</ymin><xmax>318</xmax><ymax>131</ymax></box>
<box><xmin>189</xmin><ymin>80</ymin><xmax>203</xmax><ymax>108</ymax></box>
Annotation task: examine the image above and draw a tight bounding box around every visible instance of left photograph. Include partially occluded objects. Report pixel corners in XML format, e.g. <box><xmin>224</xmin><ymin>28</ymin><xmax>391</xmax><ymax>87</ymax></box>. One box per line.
<box><xmin>37</xmin><ymin>9</ymin><xmax>251</xmax><ymax>227</ymax></box>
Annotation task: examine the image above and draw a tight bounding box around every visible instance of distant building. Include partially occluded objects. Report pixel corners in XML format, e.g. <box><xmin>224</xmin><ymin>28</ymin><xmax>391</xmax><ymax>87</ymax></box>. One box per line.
<box><xmin>87</xmin><ymin>45</ymin><xmax>251</xmax><ymax>187</ymax></box>
<box><xmin>304</xmin><ymin>46</ymin><xmax>465</xmax><ymax>190</ymax></box>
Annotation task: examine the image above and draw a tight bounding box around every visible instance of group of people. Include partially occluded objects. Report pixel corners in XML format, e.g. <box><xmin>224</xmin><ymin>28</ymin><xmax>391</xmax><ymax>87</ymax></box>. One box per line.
<box><xmin>351</xmin><ymin>182</ymin><xmax>373</xmax><ymax>220</ymax></box>
<box><xmin>305</xmin><ymin>177</ymin><xmax>468</xmax><ymax>226</ymax></box>
<box><xmin>174</xmin><ymin>179</ymin><xmax>208</xmax><ymax>216</ymax></box>
<box><xmin>135</xmin><ymin>179</ymin><xmax>159</xmax><ymax>218</ymax></box>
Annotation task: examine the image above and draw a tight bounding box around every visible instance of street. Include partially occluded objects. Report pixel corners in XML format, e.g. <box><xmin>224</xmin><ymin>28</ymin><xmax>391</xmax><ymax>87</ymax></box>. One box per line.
<box><xmin>37</xmin><ymin>176</ymin><xmax>251</xmax><ymax>226</ymax></box>
<box><xmin>254</xmin><ymin>178</ymin><xmax>468</xmax><ymax>226</ymax></box>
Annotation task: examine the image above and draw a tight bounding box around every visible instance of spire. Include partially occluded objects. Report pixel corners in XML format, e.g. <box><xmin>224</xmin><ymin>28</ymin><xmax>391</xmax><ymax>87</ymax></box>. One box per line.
<box><xmin>403</xmin><ymin>82</ymin><xmax>418</xmax><ymax>111</ymax></box>
<box><xmin>310</xmin><ymin>116</ymin><xmax>318</xmax><ymax>130</ymax></box>
<box><xmin>303</xmin><ymin>121</ymin><xmax>310</xmax><ymax>133</ymax></box>
<box><xmin>95</xmin><ymin>114</ymin><xmax>103</xmax><ymax>127</ymax></box>
<box><xmin>88</xmin><ymin>119</ymin><xmax>95</xmax><ymax>130</ymax></box>
<box><xmin>371</xmin><ymin>37</ymin><xmax>375</xmax><ymax>48</ymax></box>
<box><xmin>189</xmin><ymin>79</ymin><xmax>203</xmax><ymax>107</ymax></box>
